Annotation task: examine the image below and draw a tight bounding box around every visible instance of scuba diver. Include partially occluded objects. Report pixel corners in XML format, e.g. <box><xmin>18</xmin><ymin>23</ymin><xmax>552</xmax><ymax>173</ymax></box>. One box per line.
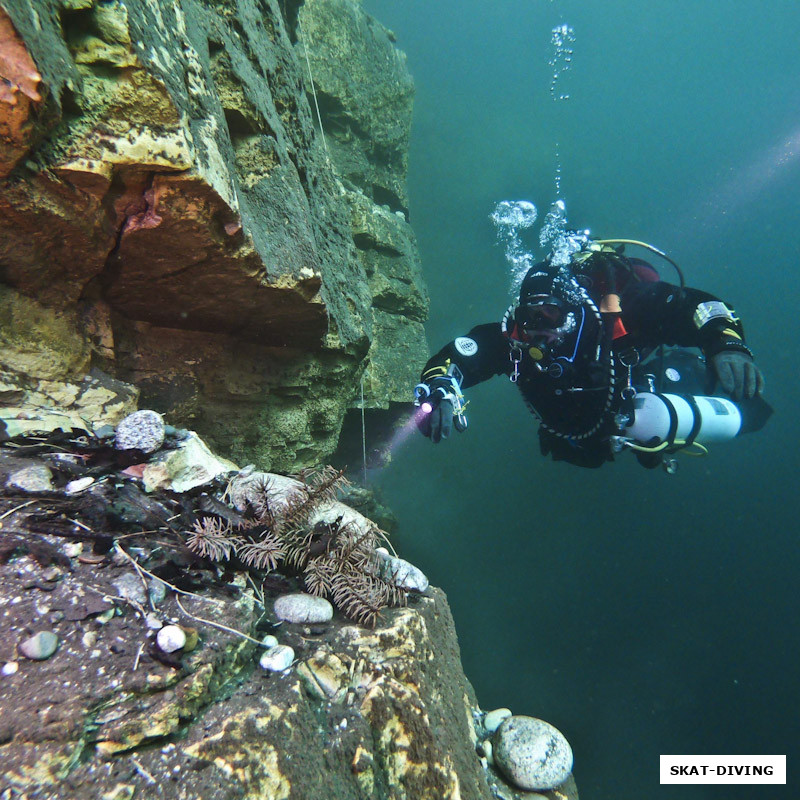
<box><xmin>414</xmin><ymin>238</ymin><xmax>770</xmax><ymax>469</ymax></box>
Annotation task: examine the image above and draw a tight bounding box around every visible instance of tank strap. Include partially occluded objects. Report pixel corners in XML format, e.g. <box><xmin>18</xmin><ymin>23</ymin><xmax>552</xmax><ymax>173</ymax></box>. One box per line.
<box><xmin>681</xmin><ymin>394</ymin><xmax>703</xmax><ymax>448</ymax></box>
<box><xmin>664</xmin><ymin>396</ymin><xmax>680</xmax><ymax>446</ymax></box>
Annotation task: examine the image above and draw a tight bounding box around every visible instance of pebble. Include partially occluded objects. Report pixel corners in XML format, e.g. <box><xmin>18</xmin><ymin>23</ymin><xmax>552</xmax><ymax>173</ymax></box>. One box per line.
<box><xmin>145</xmin><ymin>613</ymin><xmax>164</xmax><ymax>630</ymax></box>
<box><xmin>19</xmin><ymin>631</ymin><xmax>59</xmax><ymax>661</ymax></box>
<box><xmin>96</xmin><ymin>607</ymin><xmax>116</xmax><ymax>624</ymax></box>
<box><xmin>182</xmin><ymin>627</ymin><xmax>199</xmax><ymax>652</ymax></box>
<box><xmin>2</xmin><ymin>662</ymin><xmax>19</xmax><ymax>676</ymax></box>
<box><xmin>148</xmin><ymin>579</ymin><xmax>166</xmax><ymax>606</ymax></box>
<box><xmin>259</xmin><ymin>644</ymin><xmax>294</xmax><ymax>672</ymax></box>
<box><xmin>274</xmin><ymin>593</ymin><xmax>333</xmax><ymax>624</ymax></box>
<box><xmin>476</xmin><ymin>738</ymin><xmax>494</xmax><ymax>764</ymax></box>
<box><xmin>112</xmin><ymin>573</ymin><xmax>148</xmax><ymax>606</ymax></box>
<box><xmin>8</xmin><ymin>465</ymin><xmax>54</xmax><ymax>493</ymax></box>
<box><xmin>493</xmin><ymin>716</ymin><xmax>573</xmax><ymax>792</ymax></box>
<box><xmin>261</xmin><ymin>635</ymin><xmax>279</xmax><ymax>649</ymax></box>
<box><xmin>65</xmin><ymin>476</ymin><xmax>95</xmax><ymax>494</ymax></box>
<box><xmin>156</xmin><ymin>625</ymin><xmax>187</xmax><ymax>653</ymax></box>
<box><xmin>376</xmin><ymin>548</ymin><xmax>429</xmax><ymax>592</ymax></box>
<box><xmin>484</xmin><ymin>707</ymin><xmax>513</xmax><ymax>733</ymax></box>
<box><xmin>64</xmin><ymin>542</ymin><xmax>83</xmax><ymax>558</ymax></box>
<box><xmin>114</xmin><ymin>409</ymin><xmax>165</xmax><ymax>453</ymax></box>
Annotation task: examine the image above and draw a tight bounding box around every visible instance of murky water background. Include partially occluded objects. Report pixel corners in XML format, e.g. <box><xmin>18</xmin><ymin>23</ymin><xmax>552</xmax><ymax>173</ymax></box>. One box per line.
<box><xmin>363</xmin><ymin>2</ymin><xmax>800</xmax><ymax>797</ymax></box>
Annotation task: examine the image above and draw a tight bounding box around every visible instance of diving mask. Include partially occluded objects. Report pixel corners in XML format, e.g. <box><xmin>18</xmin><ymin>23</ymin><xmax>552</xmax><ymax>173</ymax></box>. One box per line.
<box><xmin>515</xmin><ymin>295</ymin><xmax>568</xmax><ymax>333</ymax></box>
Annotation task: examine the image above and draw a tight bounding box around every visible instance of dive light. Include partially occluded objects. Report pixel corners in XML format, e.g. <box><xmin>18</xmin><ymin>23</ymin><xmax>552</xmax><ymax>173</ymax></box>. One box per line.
<box><xmin>413</xmin><ymin>365</ymin><xmax>468</xmax><ymax>431</ymax></box>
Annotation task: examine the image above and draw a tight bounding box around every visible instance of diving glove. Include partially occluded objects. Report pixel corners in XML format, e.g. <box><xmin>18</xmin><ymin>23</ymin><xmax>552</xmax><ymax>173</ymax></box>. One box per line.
<box><xmin>418</xmin><ymin>397</ymin><xmax>454</xmax><ymax>443</ymax></box>
<box><xmin>414</xmin><ymin>374</ymin><xmax>466</xmax><ymax>443</ymax></box>
<box><xmin>710</xmin><ymin>350</ymin><xmax>764</xmax><ymax>400</ymax></box>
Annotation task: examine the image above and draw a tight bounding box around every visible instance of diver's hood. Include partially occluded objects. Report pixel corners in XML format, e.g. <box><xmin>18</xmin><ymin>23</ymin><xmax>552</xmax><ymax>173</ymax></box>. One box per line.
<box><xmin>503</xmin><ymin>260</ymin><xmax>605</xmax><ymax>372</ymax></box>
<box><xmin>519</xmin><ymin>263</ymin><xmax>560</xmax><ymax>305</ymax></box>
<box><xmin>518</xmin><ymin>262</ymin><xmax>587</xmax><ymax>307</ymax></box>
<box><xmin>515</xmin><ymin>262</ymin><xmax>588</xmax><ymax>336</ymax></box>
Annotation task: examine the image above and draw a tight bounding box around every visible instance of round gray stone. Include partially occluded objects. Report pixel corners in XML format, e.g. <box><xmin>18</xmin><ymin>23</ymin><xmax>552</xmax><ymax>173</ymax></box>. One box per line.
<box><xmin>19</xmin><ymin>631</ymin><xmax>59</xmax><ymax>660</ymax></box>
<box><xmin>8</xmin><ymin>465</ymin><xmax>54</xmax><ymax>493</ymax></box>
<box><xmin>156</xmin><ymin>625</ymin><xmax>187</xmax><ymax>653</ymax></box>
<box><xmin>492</xmin><ymin>715</ymin><xmax>573</xmax><ymax>791</ymax></box>
<box><xmin>114</xmin><ymin>410</ymin><xmax>165</xmax><ymax>453</ymax></box>
<box><xmin>112</xmin><ymin>572</ymin><xmax>148</xmax><ymax>606</ymax></box>
<box><xmin>274</xmin><ymin>593</ymin><xmax>333</xmax><ymax>624</ymax></box>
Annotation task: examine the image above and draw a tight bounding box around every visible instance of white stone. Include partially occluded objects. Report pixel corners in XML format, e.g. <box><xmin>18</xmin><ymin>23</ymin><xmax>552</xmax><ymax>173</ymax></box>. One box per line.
<box><xmin>274</xmin><ymin>593</ymin><xmax>333</xmax><ymax>624</ymax></box>
<box><xmin>142</xmin><ymin>430</ymin><xmax>238</xmax><ymax>493</ymax></box>
<box><xmin>484</xmin><ymin>707</ymin><xmax>513</xmax><ymax>733</ymax></box>
<box><xmin>65</xmin><ymin>476</ymin><xmax>95</xmax><ymax>494</ymax></box>
<box><xmin>2</xmin><ymin>662</ymin><xmax>19</xmax><ymax>676</ymax></box>
<box><xmin>19</xmin><ymin>631</ymin><xmax>59</xmax><ymax>660</ymax></box>
<box><xmin>376</xmin><ymin>549</ymin><xmax>429</xmax><ymax>592</ymax></box>
<box><xmin>156</xmin><ymin>625</ymin><xmax>187</xmax><ymax>653</ymax></box>
<box><xmin>493</xmin><ymin>716</ymin><xmax>573</xmax><ymax>791</ymax></box>
<box><xmin>145</xmin><ymin>613</ymin><xmax>164</xmax><ymax>630</ymax></box>
<box><xmin>63</xmin><ymin>542</ymin><xmax>83</xmax><ymax>558</ymax></box>
<box><xmin>259</xmin><ymin>644</ymin><xmax>294</xmax><ymax>672</ymax></box>
<box><xmin>114</xmin><ymin>409</ymin><xmax>165</xmax><ymax>453</ymax></box>
<box><xmin>261</xmin><ymin>635</ymin><xmax>278</xmax><ymax>649</ymax></box>
<box><xmin>476</xmin><ymin>738</ymin><xmax>494</xmax><ymax>765</ymax></box>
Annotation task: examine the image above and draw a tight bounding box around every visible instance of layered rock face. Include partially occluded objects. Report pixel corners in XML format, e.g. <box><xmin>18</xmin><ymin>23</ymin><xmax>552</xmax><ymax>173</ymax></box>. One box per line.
<box><xmin>0</xmin><ymin>422</ymin><xmax>577</xmax><ymax>799</ymax></box>
<box><xmin>1</xmin><ymin>532</ymin><xmax>490</xmax><ymax>800</ymax></box>
<box><xmin>0</xmin><ymin>0</ymin><xmax>428</xmax><ymax>470</ymax></box>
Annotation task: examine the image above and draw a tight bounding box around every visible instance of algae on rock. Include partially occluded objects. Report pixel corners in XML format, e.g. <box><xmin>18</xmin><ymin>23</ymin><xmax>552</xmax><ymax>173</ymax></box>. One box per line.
<box><xmin>0</xmin><ymin>0</ymin><xmax>429</xmax><ymax>470</ymax></box>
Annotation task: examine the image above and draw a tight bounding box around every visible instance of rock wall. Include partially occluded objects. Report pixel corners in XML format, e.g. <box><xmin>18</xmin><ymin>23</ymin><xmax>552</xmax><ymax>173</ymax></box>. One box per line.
<box><xmin>0</xmin><ymin>515</ymin><xmax>574</xmax><ymax>800</ymax></box>
<box><xmin>0</xmin><ymin>422</ymin><xmax>578</xmax><ymax>800</ymax></box>
<box><xmin>0</xmin><ymin>532</ymin><xmax>491</xmax><ymax>800</ymax></box>
<box><xmin>0</xmin><ymin>0</ymin><xmax>428</xmax><ymax>470</ymax></box>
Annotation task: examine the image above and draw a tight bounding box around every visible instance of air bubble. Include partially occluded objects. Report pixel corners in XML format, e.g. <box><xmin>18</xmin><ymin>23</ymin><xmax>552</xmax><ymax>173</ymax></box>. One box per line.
<box><xmin>549</xmin><ymin>23</ymin><xmax>576</xmax><ymax>101</ymax></box>
<box><xmin>491</xmin><ymin>201</ymin><xmax>538</xmax><ymax>292</ymax></box>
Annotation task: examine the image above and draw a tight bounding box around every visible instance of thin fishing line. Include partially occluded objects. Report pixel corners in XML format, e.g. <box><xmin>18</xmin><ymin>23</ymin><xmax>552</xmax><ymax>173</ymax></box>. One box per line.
<box><xmin>360</xmin><ymin>376</ymin><xmax>367</xmax><ymax>485</ymax></box>
<box><xmin>303</xmin><ymin>40</ymin><xmax>329</xmax><ymax>158</ymax></box>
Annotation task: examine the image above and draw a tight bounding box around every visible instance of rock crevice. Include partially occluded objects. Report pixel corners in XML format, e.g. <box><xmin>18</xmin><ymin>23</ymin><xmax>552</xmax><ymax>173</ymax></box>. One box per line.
<box><xmin>1</xmin><ymin>0</ymin><xmax>428</xmax><ymax>470</ymax></box>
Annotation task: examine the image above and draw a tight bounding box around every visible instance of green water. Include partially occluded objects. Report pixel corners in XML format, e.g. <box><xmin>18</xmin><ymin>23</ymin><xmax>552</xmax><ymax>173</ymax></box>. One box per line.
<box><xmin>363</xmin><ymin>1</ymin><xmax>800</xmax><ymax>798</ymax></box>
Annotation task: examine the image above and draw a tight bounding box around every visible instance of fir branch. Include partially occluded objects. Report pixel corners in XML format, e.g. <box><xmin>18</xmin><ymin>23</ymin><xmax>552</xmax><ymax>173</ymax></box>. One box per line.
<box><xmin>186</xmin><ymin>516</ymin><xmax>241</xmax><ymax>561</ymax></box>
<box><xmin>188</xmin><ymin>467</ymin><xmax>408</xmax><ymax>627</ymax></box>
<box><xmin>303</xmin><ymin>558</ymin><xmax>335</xmax><ymax>597</ymax></box>
<box><xmin>237</xmin><ymin>532</ymin><xmax>284</xmax><ymax>571</ymax></box>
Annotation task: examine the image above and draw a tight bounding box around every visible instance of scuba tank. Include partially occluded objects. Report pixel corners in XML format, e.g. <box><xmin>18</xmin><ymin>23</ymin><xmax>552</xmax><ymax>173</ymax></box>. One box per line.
<box><xmin>611</xmin><ymin>344</ymin><xmax>771</xmax><ymax>470</ymax></box>
<box><xmin>622</xmin><ymin>392</ymin><xmax>742</xmax><ymax>448</ymax></box>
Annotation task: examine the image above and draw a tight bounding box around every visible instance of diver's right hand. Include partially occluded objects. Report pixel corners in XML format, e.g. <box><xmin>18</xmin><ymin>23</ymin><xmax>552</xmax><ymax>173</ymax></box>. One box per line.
<box><xmin>414</xmin><ymin>376</ymin><xmax>457</xmax><ymax>442</ymax></box>
<box><xmin>416</xmin><ymin>396</ymin><xmax>454</xmax><ymax>443</ymax></box>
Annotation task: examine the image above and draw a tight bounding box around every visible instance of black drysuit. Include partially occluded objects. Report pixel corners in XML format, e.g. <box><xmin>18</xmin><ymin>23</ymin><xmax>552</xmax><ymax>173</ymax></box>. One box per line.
<box><xmin>421</xmin><ymin>270</ymin><xmax>751</xmax><ymax>468</ymax></box>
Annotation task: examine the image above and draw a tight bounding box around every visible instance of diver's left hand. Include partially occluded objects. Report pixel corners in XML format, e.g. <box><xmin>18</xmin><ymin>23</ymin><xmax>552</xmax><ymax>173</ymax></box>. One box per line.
<box><xmin>711</xmin><ymin>351</ymin><xmax>765</xmax><ymax>400</ymax></box>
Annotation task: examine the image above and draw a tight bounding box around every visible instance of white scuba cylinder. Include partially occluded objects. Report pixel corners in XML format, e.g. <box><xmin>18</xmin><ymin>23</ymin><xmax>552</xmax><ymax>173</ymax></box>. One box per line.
<box><xmin>623</xmin><ymin>393</ymin><xmax>742</xmax><ymax>446</ymax></box>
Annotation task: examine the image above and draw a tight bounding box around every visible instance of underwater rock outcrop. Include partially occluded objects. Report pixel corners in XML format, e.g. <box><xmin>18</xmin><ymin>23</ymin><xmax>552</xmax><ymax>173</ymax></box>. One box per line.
<box><xmin>0</xmin><ymin>0</ymin><xmax>427</xmax><ymax>470</ymax></box>
<box><xmin>0</xmin><ymin>421</ymin><xmax>578</xmax><ymax>800</ymax></box>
